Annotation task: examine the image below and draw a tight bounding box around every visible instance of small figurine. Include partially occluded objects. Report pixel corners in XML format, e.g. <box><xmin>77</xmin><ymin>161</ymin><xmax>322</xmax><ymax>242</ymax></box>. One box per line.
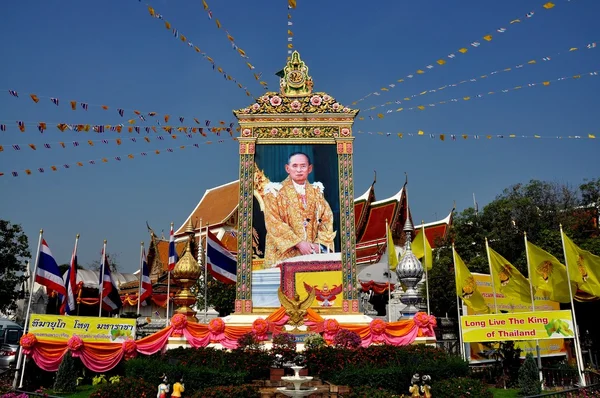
<box><xmin>157</xmin><ymin>374</ymin><xmax>170</xmax><ymax>398</ymax></box>
<box><xmin>421</xmin><ymin>375</ymin><xmax>432</xmax><ymax>398</ymax></box>
<box><xmin>409</xmin><ymin>373</ymin><xmax>421</xmax><ymax>398</ymax></box>
<box><xmin>171</xmin><ymin>373</ymin><xmax>185</xmax><ymax>397</ymax></box>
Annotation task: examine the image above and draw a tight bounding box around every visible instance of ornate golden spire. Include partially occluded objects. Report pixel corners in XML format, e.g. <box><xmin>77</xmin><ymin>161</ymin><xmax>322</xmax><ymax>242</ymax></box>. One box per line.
<box><xmin>172</xmin><ymin>236</ymin><xmax>202</xmax><ymax>322</ymax></box>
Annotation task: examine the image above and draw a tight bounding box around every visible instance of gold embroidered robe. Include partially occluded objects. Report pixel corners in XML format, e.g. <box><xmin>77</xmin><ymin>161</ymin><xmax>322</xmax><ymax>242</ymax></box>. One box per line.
<box><xmin>263</xmin><ymin>176</ymin><xmax>336</xmax><ymax>267</ymax></box>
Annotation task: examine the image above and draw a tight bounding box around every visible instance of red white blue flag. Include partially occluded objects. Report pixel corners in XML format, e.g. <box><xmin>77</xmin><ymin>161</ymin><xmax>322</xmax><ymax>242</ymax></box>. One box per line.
<box><xmin>139</xmin><ymin>247</ymin><xmax>152</xmax><ymax>305</ymax></box>
<box><xmin>168</xmin><ymin>224</ymin><xmax>177</xmax><ymax>271</ymax></box>
<box><xmin>206</xmin><ymin>230</ymin><xmax>237</xmax><ymax>284</ymax></box>
<box><xmin>61</xmin><ymin>239</ymin><xmax>79</xmax><ymax>315</ymax></box>
<box><xmin>36</xmin><ymin>239</ymin><xmax>67</xmax><ymax>296</ymax></box>
<box><xmin>99</xmin><ymin>251</ymin><xmax>122</xmax><ymax>312</ymax></box>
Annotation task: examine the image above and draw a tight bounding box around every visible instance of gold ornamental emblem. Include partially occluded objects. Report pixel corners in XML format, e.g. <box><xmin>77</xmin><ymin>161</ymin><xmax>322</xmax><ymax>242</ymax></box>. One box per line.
<box><xmin>536</xmin><ymin>260</ymin><xmax>553</xmax><ymax>282</ymax></box>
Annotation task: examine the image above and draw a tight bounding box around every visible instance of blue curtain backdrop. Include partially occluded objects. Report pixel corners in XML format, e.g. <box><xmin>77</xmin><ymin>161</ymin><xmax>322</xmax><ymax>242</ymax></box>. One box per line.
<box><xmin>253</xmin><ymin>144</ymin><xmax>341</xmax><ymax>254</ymax></box>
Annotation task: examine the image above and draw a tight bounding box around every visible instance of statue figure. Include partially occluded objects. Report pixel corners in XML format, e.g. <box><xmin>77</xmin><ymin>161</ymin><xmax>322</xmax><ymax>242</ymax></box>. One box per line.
<box><xmin>171</xmin><ymin>373</ymin><xmax>185</xmax><ymax>397</ymax></box>
<box><xmin>278</xmin><ymin>287</ymin><xmax>315</xmax><ymax>326</ymax></box>
<box><xmin>408</xmin><ymin>373</ymin><xmax>421</xmax><ymax>398</ymax></box>
<box><xmin>421</xmin><ymin>375</ymin><xmax>432</xmax><ymax>398</ymax></box>
<box><xmin>157</xmin><ymin>374</ymin><xmax>170</xmax><ymax>398</ymax></box>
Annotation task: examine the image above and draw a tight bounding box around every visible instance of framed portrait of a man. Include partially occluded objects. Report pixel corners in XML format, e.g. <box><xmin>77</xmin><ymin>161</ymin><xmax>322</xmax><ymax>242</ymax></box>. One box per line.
<box><xmin>252</xmin><ymin>144</ymin><xmax>341</xmax><ymax>269</ymax></box>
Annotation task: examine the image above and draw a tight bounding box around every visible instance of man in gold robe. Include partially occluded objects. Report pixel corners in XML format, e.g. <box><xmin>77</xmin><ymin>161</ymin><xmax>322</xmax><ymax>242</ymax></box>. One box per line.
<box><xmin>262</xmin><ymin>152</ymin><xmax>336</xmax><ymax>267</ymax></box>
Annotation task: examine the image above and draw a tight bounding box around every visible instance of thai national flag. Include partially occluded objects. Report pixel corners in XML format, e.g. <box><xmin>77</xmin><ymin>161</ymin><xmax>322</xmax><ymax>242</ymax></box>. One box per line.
<box><xmin>206</xmin><ymin>230</ymin><xmax>237</xmax><ymax>284</ymax></box>
<box><xmin>168</xmin><ymin>224</ymin><xmax>178</xmax><ymax>271</ymax></box>
<box><xmin>99</xmin><ymin>252</ymin><xmax>122</xmax><ymax>312</ymax></box>
<box><xmin>36</xmin><ymin>240</ymin><xmax>67</xmax><ymax>297</ymax></box>
<box><xmin>139</xmin><ymin>247</ymin><xmax>152</xmax><ymax>305</ymax></box>
<box><xmin>61</xmin><ymin>240</ymin><xmax>79</xmax><ymax>315</ymax></box>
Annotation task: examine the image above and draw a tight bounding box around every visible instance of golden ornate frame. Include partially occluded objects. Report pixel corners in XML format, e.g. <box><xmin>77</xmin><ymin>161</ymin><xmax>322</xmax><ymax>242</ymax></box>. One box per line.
<box><xmin>232</xmin><ymin>52</ymin><xmax>360</xmax><ymax>314</ymax></box>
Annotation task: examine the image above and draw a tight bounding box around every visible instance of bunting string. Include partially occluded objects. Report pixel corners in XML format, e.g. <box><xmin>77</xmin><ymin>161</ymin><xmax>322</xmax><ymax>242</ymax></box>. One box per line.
<box><xmin>0</xmin><ymin>125</ymin><xmax>236</xmax><ymax>153</ymax></box>
<box><xmin>351</xmin><ymin>0</ymin><xmax>562</xmax><ymax>105</ymax></box>
<box><xmin>199</xmin><ymin>0</ymin><xmax>269</xmax><ymax>91</ymax></box>
<box><xmin>361</xmin><ymin>40</ymin><xmax>598</xmax><ymax>114</ymax></box>
<box><xmin>145</xmin><ymin>4</ymin><xmax>254</xmax><ymax>98</ymax></box>
<box><xmin>1</xmin><ymin>88</ymin><xmax>237</xmax><ymax>130</ymax></box>
<box><xmin>287</xmin><ymin>0</ymin><xmax>297</xmax><ymax>60</ymax></box>
<box><xmin>0</xmin><ymin>138</ymin><xmax>237</xmax><ymax>178</ymax></box>
<box><xmin>356</xmin><ymin>130</ymin><xmax>597</xmax><ymax>141</ymax></box>
<box><xmin>361</xmin><ymin>69</ymin><xmax>599</xmax><ymax>120</ymax></box>
<box><xmin>0</xmin><ymin>118</ymin><xmax>238</xmax><ymax>135</ymax></box>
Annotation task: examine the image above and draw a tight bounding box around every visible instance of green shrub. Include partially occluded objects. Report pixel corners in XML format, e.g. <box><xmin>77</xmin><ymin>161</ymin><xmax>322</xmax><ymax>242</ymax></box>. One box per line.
<box><xmin>190</xmin><ymin>384</ymin><xmax>260</xmax><ymax>398</ymax></box>
<box><xmin>303</xmin><ymin>333</ymin><xmax>326</xmax><ymax>350</ymax></box>
<box><xmin>89</xmin><ymin>376</ymin><xmax>155</xmax><ymax>398</ymax></box>
<box><xmin>518</xmin><ymin>353</ymin><xmax>541</xmax><ymax>396</ymax></box>
<box><xmin>53</xmin><ymin>354</ymin><xmax>78</xmax><ymax>393</ymax></box>
<box><xmin>271</xmin><ymin>333</ymin><xmax>297</xmax><ymax>367</ymax></box>
<box><xmin>125</xmin><ymin>358</ymin><xmax>247</xmax><ymax>392</ymax></box>
<box><xmin>431</xmin><ymin>377</ymin><xmax>493</xmax><ymax>398</ymax></box>
<box><xmin>345</xmin><ymin>385</ymin><xmax>398</xmax><ymax>398</ymax></box>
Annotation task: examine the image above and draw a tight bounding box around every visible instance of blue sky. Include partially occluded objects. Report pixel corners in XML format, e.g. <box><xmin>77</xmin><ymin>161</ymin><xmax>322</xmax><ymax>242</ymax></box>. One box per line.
<box><xmin>1</xmin><ymin>0</ymin><xmax>599</xmax><ymax>273</ymax></box>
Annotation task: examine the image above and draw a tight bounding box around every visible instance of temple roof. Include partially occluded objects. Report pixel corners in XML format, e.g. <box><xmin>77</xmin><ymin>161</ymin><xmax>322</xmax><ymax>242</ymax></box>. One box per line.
<box><xmin>175</xmin><ymin>180</ymin><xmax>239</xmax><ymax>235</ymax></box>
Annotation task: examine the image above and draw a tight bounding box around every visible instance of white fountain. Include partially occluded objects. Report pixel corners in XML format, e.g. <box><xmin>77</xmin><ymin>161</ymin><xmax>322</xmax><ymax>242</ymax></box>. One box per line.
<box><xmin>276</xmin><ymin>365</ymin><xmax>318</xmax><ymax>397</ymax></box>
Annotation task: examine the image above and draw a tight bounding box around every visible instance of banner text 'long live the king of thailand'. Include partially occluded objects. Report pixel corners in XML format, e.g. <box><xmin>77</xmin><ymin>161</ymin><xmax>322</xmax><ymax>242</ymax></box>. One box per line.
<box><xmin>462</xmin><ymin>310</ymin><xmax>574</xmax><ymax>343</ymax></box>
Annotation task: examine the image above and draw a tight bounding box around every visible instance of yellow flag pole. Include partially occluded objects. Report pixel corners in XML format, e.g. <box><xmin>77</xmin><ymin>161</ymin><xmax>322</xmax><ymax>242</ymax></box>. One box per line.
<box><xmin>452</xmin><ymin>244</ymin><xmax>466</xmax><ymax>361</ymax></box>
<box><xmin>422</xmin><ymin>221</ymin><xmax>430</xmax><ymax>315</ymax></box>
<box><xmin>524</xmin><ymin>232</ymin><xmax>544</xmax><ymax>387</ymax></box>
<box><xmin>386</xmin><ymin>219</ymin><xmax>392</xmax><ymax>323</ymax></box>
<box><xmin>484</xmin><ymin>237</ymin><xmax>499</xmax><ymax>313</ymax></box>
<box><xmin>559</xmin><ymin>225</ymin><xmax>587</xmax><ymax>387</ymax></box>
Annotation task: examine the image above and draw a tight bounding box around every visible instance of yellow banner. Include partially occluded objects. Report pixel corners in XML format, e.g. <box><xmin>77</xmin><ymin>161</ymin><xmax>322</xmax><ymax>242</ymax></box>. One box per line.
<box><xmin>462</xmin><ymin>310</ymin><xmax>574</xmax><ymax>343</ymax></box>
<box><xmin>28</xmin><ymin>314</ymin><xmax>136</xmax><ymax>343</ymax></box>
<box><xmin>466</xmin><ymin>273</ymin><xmax>567</xmax><ymax>360</ymax></box>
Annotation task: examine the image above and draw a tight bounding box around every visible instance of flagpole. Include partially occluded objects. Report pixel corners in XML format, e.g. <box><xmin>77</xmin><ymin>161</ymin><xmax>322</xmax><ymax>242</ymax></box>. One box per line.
<box><xmin>422</xmin><ymin>221</ymin><xmax>431</xmax><ymax>315</ymax></box>
<box><xmin>484</xmin><ymin>238</ymin><xmax>499</xmax><ymax>313</ymax></box>
<box><xmin>13</xmin><ymin>229</ymin><xmax>43</xmax><ymax>389</ymax></box>
<box><xmin>137</xmin><ymin>242</ymin><xmax>144</xmax><ymax>316</ymax></box>
<box><xmin>559</xmin><ymin>225</ymin><xmax>587</xmax><ymax>387</ymax></box>
<box><xmin>524</xmin><ymin>232</ymin><xmax>544</xmax><ymax>386</ymax></box>
<box><xmin>452</xmin><ymin>244</ymin><xmax>466</xmax><ymax>361</ymax></box>
<box><xmin>204</xmin><ymin>223</ymin><xmax>209</xmax><ymax>323</ymax></box>
<box><xmin>99</xmin><ymin>240</ymin><xmax>107</xmax><ymax>317</ymax></box>
<box><xmin>166</xmin><ymin>222</ymin><xmax>173</xmax><ymax>326</ymax></box>
<box><xmin>385</xmin><ymin>219</ymin><xmax>392</xmax><ymax>323</ymax></box>
<box><xmin>68</xmin><ymin>234</ymin><xmax>80</xmax><ymax>315</ymax></box>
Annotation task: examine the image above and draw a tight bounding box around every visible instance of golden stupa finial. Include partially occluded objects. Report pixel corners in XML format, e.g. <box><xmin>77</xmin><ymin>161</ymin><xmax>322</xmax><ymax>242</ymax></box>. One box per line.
<box><xmin>185</xmin><ymin>218</ymin><xmax>194</xmax><ymax>234</ymax></box>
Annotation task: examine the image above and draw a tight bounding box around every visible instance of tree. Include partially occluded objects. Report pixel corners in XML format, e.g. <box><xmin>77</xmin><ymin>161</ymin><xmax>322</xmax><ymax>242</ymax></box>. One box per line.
<box><xmin>53</xmin><ymin>353</ymin><xmax>79</xmax><ymax>393</ymax></box>
<box><xmin>89</xmin><ymin>251</ymin><xmax>120</xmax><ymax>273</ymax></box>
<box><xmin>0</xmin><ymin>220</ymin><xmax>30</xmax><ymax>315</ymax></box>
<box><xmin>194</xmin><ymin>274</ymin><xmax>236</xmax><ymax>317</ymax></box>
<box><xmin>427</xmin><ymin>178</ymin><xmax>600</xmax><ymax>353</ymax></box>
<box><xmin>519</xmin><ymin>353</ymin><xmax>542</xmax><ymax>396</ymax></box>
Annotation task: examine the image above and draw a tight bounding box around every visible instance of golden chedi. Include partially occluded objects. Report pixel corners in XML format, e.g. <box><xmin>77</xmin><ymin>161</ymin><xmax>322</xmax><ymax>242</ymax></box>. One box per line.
<box><xmin>172</xmin><ymin>234</ymin><xmax>201</xmax><ymax>322</ymax></box>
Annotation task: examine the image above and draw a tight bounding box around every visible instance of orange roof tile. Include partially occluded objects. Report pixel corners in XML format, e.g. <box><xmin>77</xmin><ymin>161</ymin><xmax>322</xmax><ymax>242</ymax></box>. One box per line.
<box><xmin>156</xmin><ymin>240</ymin><xmax>188</xmax><ymax>272</ymax></box>
<box><xmin>175</xmin><ymin>181</ymin><xmax>239</xmax><ymax>235</ymax></box>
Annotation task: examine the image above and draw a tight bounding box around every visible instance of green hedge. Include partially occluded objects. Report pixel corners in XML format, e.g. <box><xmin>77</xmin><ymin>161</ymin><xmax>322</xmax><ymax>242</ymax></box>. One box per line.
<box><xmin>305</xmin><ymin>344</ymin><xmax>469</xmax><ymax>383</ymax></box>
<box><xmin>89</xmin><ymin>377</ymin><xmax>156</xmax><ymax>398</ymax></box>
<box><xmin>431</xmin><ymin>377</ymin><xmax>493</xmax><ymax>398</ymax></box>
<box><xmin>190</xmin><ymin>384</ymin><xmax>261</xmax><ymax>398</ymax></box>
<box><xmin>124</xmin><ymin>358</ymin><xmax>247</xmax><ymax>392</ymax></box>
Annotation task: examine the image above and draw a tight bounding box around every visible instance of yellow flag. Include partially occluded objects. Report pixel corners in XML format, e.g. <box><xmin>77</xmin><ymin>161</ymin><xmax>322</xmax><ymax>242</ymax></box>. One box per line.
<box><xmin>562</xmin><ymin>231</ymin><xmax>600</xmax><ymax>297</ymax></box>
<box><xmin>488</xmin><ymin>246</ymin><xmax>532</xmax><ymax>303</ymax></box>
<box><xmin>288</xmin><ymin>0</ymin><xmax>297</xmax><ymax>8</ymax></box>
<box><xmin>412</xmin><ymin>227</ymin><xmax>432</xmax><ymax>270</ymax></box>
<box><xmin>454</xmin><ymin>249</ymin><xmax>490</xmax><ymax>313</ymax></box>
<box><xmin>525</xmin><ymin>240</ymin><xmax>573</xmax><ymax>303</ymax></box>
<box><xmin>387</xmin><ymin>225</ymin><xmax>398</xmax><ymax>271</ymax></box>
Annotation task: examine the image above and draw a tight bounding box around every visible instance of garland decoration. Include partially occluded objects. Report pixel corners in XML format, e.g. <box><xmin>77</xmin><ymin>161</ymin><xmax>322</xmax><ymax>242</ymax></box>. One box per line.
<box><xmin>361</xmin><ymin>69</ymin><xmax>598</xmax><ymax>119</ymax></box>
<box><xmin>362</xmin><ymin>41</ymin><xmax>597</xmax><ymax>113</ymax></box>
<box><xmin>145</xmin><ymin>4</ymin><xmax>254</xmax><ymax>98</ymax></box>
<box><xmin>352</xmin><ymin>1</ymin><xmax>563</xmax><ymax>105</ymax></box>
<box><xmin>200</xmin><ymin>0</ymin><xmax>268</xmax><ymax>91</ymax></box>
